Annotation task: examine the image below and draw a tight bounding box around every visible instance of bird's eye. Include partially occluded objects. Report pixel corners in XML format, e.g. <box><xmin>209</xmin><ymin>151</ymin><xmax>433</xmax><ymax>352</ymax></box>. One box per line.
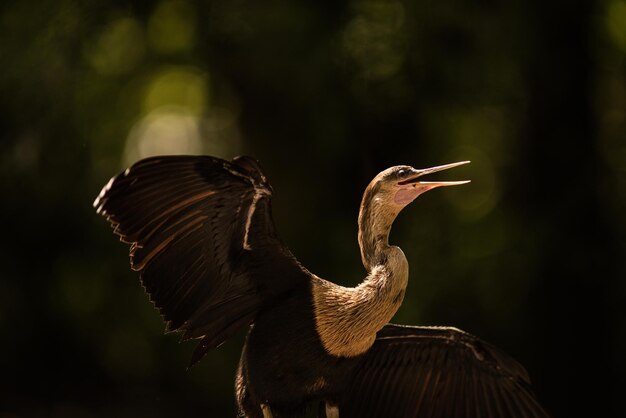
<box><xmin>397</xmin><ymin>169</ymin><xmax>408</xmax><ymax>179</ymax></box>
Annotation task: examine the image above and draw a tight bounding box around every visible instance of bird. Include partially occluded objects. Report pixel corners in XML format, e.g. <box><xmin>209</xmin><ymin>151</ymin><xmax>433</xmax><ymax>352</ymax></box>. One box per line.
<box><xmin>94</xmin><ymin>155</ymin><xmax>550</xmax><ymax>418</ymax></box>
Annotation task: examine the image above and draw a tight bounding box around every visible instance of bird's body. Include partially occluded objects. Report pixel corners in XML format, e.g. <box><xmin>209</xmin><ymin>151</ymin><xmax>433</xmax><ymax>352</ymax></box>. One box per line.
<box><xmin>94</xmin><ymin>155</ymin><xmax>550</xmax><ymax>417</ymax></box>
<box><xmin>239</xmin><ymin>285</ymin><xmax>353</xmax><ymax>415</ymax></box>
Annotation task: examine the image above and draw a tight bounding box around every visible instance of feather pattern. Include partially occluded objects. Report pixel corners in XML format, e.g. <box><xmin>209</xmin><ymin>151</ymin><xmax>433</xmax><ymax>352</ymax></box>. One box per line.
<box><xmin>339</xmin><ymin>324</ymin><xmax>551</xmax><ymax>418</ymax></box>
<box><xmin>94</xmin><ymin>155</ymin><xmax>309</xmax><ymax>364</ymax></box>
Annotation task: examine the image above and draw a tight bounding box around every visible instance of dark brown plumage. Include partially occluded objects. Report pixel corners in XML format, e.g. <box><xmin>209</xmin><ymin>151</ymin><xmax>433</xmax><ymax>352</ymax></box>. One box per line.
<box><xmin>340</xmin><ymin>325</ymin><xmax>547</xmax><ymax>418</ymax></box>
<box><xmin>94</xmin><ymin>155</ymin><xmax>550</xmax><ymax>418</ymax></box>
<box><xmin>94</xmin><ymin>155</ymin><xmax>307</xmax><ymax>364</ymax></box>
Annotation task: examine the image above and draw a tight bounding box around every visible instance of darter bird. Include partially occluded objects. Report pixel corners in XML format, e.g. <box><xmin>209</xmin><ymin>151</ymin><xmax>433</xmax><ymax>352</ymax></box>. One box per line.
<box><xmin>94</xmin><ymin>155</ymin><xmax>550</xmax><ymax>418</ymax></box>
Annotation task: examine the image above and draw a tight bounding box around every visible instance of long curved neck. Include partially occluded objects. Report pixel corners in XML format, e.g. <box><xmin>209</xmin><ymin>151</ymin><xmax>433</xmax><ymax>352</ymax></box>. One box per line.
<box><xmin>355</xmin><ymin>188</ymin><xmax>409</xmax><ymax>323</ymax></box>
<box><xmin>311</xmin><ymin>188</ymin><xmax>410</xmax><ymax>358</ymax></box>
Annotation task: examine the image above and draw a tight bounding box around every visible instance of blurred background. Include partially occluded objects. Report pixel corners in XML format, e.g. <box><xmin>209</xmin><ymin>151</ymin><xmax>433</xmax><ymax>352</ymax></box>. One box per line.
<box><xmin>1</xmin><ymin>0</ymin><xmax>625</xmax><ymax>416</ymax></box>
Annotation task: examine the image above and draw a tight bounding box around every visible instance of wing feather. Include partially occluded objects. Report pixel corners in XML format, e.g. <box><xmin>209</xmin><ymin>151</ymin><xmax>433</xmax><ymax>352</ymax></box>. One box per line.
<box><xmin>94</xmin><ymin>155</ymin><xmax>309</xmax><ymax>365</ymax></box>
<box><xmin>339</xmin><ymin>325</ymin><xmax>550</xmax><ymax>418</ymax></box>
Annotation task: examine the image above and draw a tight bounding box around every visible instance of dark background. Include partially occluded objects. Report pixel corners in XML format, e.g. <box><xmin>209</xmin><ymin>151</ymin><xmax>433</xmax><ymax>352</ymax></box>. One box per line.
<box><xmin>1</xmin><ymin>0</ymin><xmax>625</xmax><ymax>417</ymax></box>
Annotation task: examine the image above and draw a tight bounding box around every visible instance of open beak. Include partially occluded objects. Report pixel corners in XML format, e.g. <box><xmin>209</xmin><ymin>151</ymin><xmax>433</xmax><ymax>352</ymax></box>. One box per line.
<box><xmin>394</xmin><ymin>161</ymin><xmax>470</xmax><ymax>205</ymax></box>
<box><xmin>399</xmin><ymin>161</ymin><xmax>471</xmax><ymax>188</ymax></box>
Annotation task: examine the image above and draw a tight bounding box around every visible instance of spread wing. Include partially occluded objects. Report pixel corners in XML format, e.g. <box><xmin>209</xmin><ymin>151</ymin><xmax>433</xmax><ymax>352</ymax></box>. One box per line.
<box><xmin>338</xmin><ymin>324</ymin><xmax>550</xmax><ymax>418</ymax></box>
<box><xmin>94</xmin><ymin>155</ymin><xmax>310</xmax><ymax>365</ymax></box>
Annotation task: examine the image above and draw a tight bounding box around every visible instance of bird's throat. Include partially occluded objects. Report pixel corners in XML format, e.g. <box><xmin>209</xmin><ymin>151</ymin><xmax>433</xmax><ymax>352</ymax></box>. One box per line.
<box><xmin>358</xmin><ymin>194</ymin><xmax>400</xmax><ymax>271</ymax></box>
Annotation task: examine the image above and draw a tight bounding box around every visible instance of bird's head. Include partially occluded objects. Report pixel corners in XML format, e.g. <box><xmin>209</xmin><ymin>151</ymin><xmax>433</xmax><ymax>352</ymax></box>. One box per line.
<box><xmin>358</xmin><ymin>161</ymin><xmax>470</xmax><ymax>269</ymax></box>
<box><xmin>365</xmin><ymin>161</ymin><xmax>471</xmax><ymax>213</ymax></box>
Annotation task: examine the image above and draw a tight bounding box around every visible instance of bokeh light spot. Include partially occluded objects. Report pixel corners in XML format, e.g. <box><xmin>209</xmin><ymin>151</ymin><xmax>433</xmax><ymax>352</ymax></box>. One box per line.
<box><xmin>143</xmin><ymin>66</ymin><xmax>208</xmax><ymax>115</ymax></box>
<box><xmin>124</xmin><ymin>108</ymin><xmax>204</xmax><ymax>165</ymax></box>
<box><xmin>148</xmin><ymin>0</ymin><xmax>196</xmax><ymax>54</ymax></box>
<box><xmin>342</xmin><ymin>0</ymin><xmax>406</xmax><ymax>80</ymax></box>
<box><xmin>443</xmin><ymin>147</ymin><xmax>499</xmax><ymax>221</ymax></box>
<box><xmin>607</xmin><ymin>0</ymin><xmax>626</xmax><ymax>52</ymax></box>
<box><xmin>85</xmin><ymin>17</ymin><xmax>145</xmax><ymax>76</ymax></box>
